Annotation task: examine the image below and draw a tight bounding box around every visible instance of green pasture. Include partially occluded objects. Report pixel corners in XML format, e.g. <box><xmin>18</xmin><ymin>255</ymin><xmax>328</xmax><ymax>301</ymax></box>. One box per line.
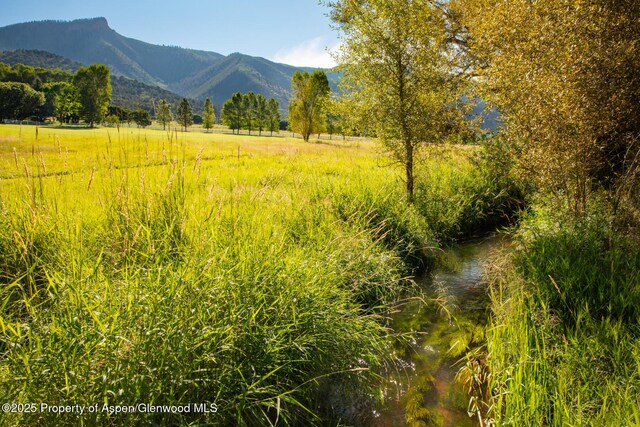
<box><xmin>1</xmin><ymin>124</ymin><xmax>501</xmax><ymax>426</ymax></box>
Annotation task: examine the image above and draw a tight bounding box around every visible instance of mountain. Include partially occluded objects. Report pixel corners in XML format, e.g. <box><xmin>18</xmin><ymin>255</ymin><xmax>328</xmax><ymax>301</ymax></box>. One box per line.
<box><xmin>0</xmin><ymin>18</ymin><xmax>222</xmax><ymax>88</ymax></box>
<box><xmin>0</xmin><ymin>18</ymin><xmax>337</xmax><ymax>111</ymax></box>
<box><xmin>173</xmin><ymin>53</ymin><xmax>316</xmax><ymax>111</ymax></box>
<box><xmin>0</xmin><ymin>49</ymin><xmax>202</xmax><ymax>113</ymax></box>
<box><xmin>111</xmin><ymin>75</ymin><xmax>204</xmax><ymax>113</ymax></box>
<box><xmin>0</xmin><ymin>49</ymin><xmax>83</xmax><ymax>72</ymax></box>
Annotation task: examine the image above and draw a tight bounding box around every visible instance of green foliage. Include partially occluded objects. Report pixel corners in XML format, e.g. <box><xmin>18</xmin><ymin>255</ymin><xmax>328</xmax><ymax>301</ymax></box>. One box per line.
<box><xmin>131</xmin><ymin>109</ymin><xmax>151</xmax><ymax>128</ymax></box>
<box><xmin>104</xmin><ymin>114</ymin><xmax>120</xmax><ymax>127</ymax></box>
<box><xmin>483</xmin><ymin>207</ymin><xmax>640</xmax><ymax>425</ymax></box>
<box><xmin>53</xmin><ymin>82</ymin><xmax>80</xmax><ymax>123</ymax></box>
<box><xmin>202</xmin><ymin>97</ymin><xmax>215</xmax><ymax>131</ymax></box>
<box><xmin>0</xmin><ymin>81</ymin><xmax>45</xmax><ymax>119</ymax></box>
<box><xmin>332</xmin><ymin>187</ymin><xmax>434</xmax><ymax>276</ymax></box>
<box><xmin>176</xmin><ymin>98</ymin><xmax>193</xmax><ymax>131</ymax></box>
<box><xmin>455</xmin><ymin>0</ymin><xmax>640</xmax><ymax>217</ymax></box>
<box><xmin>242</xmin><ymin>91</ymin><xmax>257</xmax><ymax>134</ymax></box>
<box><xmin>411</xmin><ymin>145</ymin><xmax>523</xmax><ymax>241</ymax></box>
<box><xmin>266</xmin><ymin>97</ymin><xmax>280</xmax><ymax>136</ymax></box>
<box><xmin>221</xmin><ymin>92</ymin><xmax>243</xmax><ymax>134</ymax></box>
<box><xmin>108</xmin><ymin>106</ymin><xmax>130</xmax><ymax>123</ymax></box>
<box><xmin>0</xmin><ymin>61</ymin><xmax>73</xmax><ymax>89</ymax></box>
<box><xmin>155</xmin><ymin>99</ymin><xmax>172</xmax><ymax>130</ymax></box>
<box><xmin>254</xmin><ymin>93</ymin><xmax>267</xmax><ymax>136</ymax></box>
<box><xmin>329</xmin><ymin>0</ymin><xmax>471</xmax><ymax>200</ymax></box>
<box><xmin>221</xmin><ymin>92</ymin><xmax>280</xmax><ymax>136</ymax></box>
<box><xmin>73</xmin><ymin>64</ymin><xmax>111</xmax><ymax>127</ymax></box>
<box><xmin>288</xmin><ymin>70</ymin><xmax>330</xmax><ymax>142</ymax></box>
<box><xmin>516</xmin><ymin>205</ymin><xmax>640</xmax><ymax>325</ymax></box>
<box><xmin>325</xmin><ymin>112</ymin><xmax>341</xmax><ymax>139</ymax></box>
<box><xmin>0</xmin><ymin>49</ymin><xmax>82</xmax><ymax>73</ymax></box>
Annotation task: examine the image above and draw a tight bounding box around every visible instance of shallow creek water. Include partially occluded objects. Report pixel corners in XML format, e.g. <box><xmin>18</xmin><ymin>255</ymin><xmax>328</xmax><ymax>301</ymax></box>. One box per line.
<box><xmin>370</xmin><ymin>234</ymin><xmax>507</xmax><ymax>427</ymax></box>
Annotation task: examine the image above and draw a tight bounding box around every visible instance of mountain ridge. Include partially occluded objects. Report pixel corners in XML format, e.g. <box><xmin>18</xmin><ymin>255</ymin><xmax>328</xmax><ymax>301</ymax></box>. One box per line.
<box><xmin>0</xmin><ymin>17</ymin><xmax>336</xmax><ymax>110</ymax></box>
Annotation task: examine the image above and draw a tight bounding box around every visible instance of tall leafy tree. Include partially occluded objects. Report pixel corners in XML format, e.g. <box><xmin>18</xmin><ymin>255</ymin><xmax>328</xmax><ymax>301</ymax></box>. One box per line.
<box><xmin>54</xmin><ymin>82</ymin><xmax>80</xmax><ymax>124</ymax></box>
<box><xmin>156</xmin><ymin>99</ymin><xmax>173</xmax><ymax>130</ymax></box>
<box><xmin>0</xmin><ymin>82</ymin><xmax>45</xmax><ymax>120</ymax></box>
<box><xmin>221</xmin><ymin>92</ymin><xmax>243</xmax><ymax>134</ymax></box>
<box><xmin>242</xmin><ymin>92</ymin><xmax>257</xmax><ymax>135</ymax></box>
<box><xmin>326</xmin><ymin>112</ymin><xmax>340</xmax><ymax>140</ymax></box>
<box><xmin>254</xmin><ymin>94</ymin><xmax>268</xmax><ymax>136</ymax></box>
<box><xmin>266</xmin><ymin>98</ymin><xmax>281</xmax><ymax>136</ymax></box>
<box><xmin>73</xmin><ymin>64</ymin><xmax>111</xmax><ymax>127</ymax></box>
<box><xmin>202</xmin><ymin>97</ymin><xmax>215</xmax><ymax>132</ymax></box>
<box><xmin>288</xmin><ymin>70</ymin><xmax>330</xmax><ymax>142</ymax></box>
<box><xmin>176</xmin><ymin>98</ymin><xmax>193</xmax><ymax>132</ymax></box>
<box><xmin>42</xmin><ymin>81</ymin><xmax>79</xmax><ymax>123</ymax></box>
<box><xmin>132</xmin><ymin>109</ymin><xmax>151</xmax><ymax>127</ymax></box>
<box><xmin>454</xmin><ymin>0</ymin><xmax>640</xmax><ymax>215</ymax></box>
<box><xmin>328</xmin><ymin>0</ymin><xmax>469</xmax><ymax>201</ymax></box>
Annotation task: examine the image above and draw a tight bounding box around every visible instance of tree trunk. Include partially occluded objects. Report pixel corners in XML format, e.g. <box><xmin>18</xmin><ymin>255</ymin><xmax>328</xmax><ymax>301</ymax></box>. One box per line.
<box><xmin>405</xmin><ymin>141</ymin><xmax>414</xmax><ymax>202</ymax></box>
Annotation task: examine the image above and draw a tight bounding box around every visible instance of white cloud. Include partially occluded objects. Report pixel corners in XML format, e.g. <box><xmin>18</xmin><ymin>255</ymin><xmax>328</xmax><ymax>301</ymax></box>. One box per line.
<box><xmin>272</xmin><ymin>37</ymin><xmax>338</xmax><ymax>68</ymax></box>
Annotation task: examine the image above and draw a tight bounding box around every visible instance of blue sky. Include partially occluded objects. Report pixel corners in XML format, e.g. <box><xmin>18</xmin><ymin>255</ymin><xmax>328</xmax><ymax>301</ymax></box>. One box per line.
<box><xmin>0</xmin><ymin>0</ymin><xmax>340</xmax><ymax>67</ymax></box>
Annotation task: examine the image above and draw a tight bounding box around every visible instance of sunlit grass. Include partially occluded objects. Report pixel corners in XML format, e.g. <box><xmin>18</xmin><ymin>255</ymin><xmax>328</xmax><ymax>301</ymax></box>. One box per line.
<box><xmin>0</xmin><ymin>123</ymin><xmax>521</xmax><ymax>425</ymax></box>
<box><xmin>480</xmin><ymin>205</ymin><xmax>640</xmax><ymax>426</ymax></box>
<box><xmin>0</xmin><ymin>124</ymin><xmax>457</xmax><ymax>425</ymax></box>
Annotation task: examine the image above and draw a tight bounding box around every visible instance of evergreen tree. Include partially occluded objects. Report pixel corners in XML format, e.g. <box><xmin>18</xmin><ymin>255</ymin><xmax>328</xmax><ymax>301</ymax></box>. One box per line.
<box><xmin>221</xmin><ymin>92</ymin><xmax>243</xmax><ymax>134</ymax></box>
<box><xmin>156</xmin><ymin>99</ymin><xmax>172</xmax><ymax>130</ymax></box>
<box><xmin>176</xmin><ymin>98</ymin><xmax>193</xmax><ymax>132</ymax></box>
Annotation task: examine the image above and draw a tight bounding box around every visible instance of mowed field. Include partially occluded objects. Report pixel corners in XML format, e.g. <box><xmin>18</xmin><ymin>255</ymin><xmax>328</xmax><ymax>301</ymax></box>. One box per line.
<box><xmin>0</xmin><ymin>124</ymin><xmax>487</xmax><ymax>426</ymax></box>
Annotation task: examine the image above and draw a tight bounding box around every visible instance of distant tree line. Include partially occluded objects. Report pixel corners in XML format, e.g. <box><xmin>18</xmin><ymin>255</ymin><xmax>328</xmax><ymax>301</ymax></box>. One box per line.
<box><xmin>221</xmin><ymin>92</ymin><xmax>281</xmax><ymax>136</ymax></box>
<box><xmin>105</xmin><ymin>106</ymin><xmax>151</xmax><ymax>128</ymax></box>
<box><xmin>110</xmin><ymin>75</ymin><xmax>204</xmax><ymax>114</ymax></box>
<box><xmin>0</xmin><ymin>61</ymin><xmax>206</xmax><ymax>127</ymax></box>
<box><xmin>0</xmin><ymin>62</ymin><xmax>111</xmax><ymax>126</ymax></box>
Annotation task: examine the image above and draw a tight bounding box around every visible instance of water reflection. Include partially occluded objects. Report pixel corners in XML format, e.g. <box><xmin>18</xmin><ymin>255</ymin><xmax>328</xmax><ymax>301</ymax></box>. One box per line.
<box><xmin>373</xmin><ymin>234</ymin><xmax>507</xmax><ymax>427</ymax></box>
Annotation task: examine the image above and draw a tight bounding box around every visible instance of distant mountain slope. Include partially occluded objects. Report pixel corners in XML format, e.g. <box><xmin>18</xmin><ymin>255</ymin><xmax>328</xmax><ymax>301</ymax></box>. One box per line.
<box><xmin>111</xmin><ymin>75</ymin><xmax>204</xmax><ymax>113</ymax></box>
<box><xmin>0</xmin><ymin>18</ymin><xmax>222</xmax><ymax>88</ymax></box>
<box><xmin>0</xmin><ymin>18</ymin><xmax>337</xmax><ymax>111</ymax></box>
<box><xmin>174</xmin><ymin>53</ymin><xmax>315</xmax><ymax>109</ymax></box>
<box><xmin>0</xmin><ymin>49</ymin><xmax>83</xmax><ymax>72</ymax></box>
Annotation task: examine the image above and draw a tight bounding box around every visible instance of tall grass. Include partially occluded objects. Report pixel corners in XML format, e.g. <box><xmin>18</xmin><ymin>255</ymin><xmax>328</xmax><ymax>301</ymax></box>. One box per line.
<box><xmin>415</xmin><ymin>142</ymin><xmax>524</xmax><ymax>242</ymax></box>
<box><xmin>479</xmin><ymin>201</ymin><xmax>640</xmax><ymax>426</ymax></box>
<box><xmin>0</xmin><ymin>124</ymin><xmax>513</xmax><ymax>425</ymax></box>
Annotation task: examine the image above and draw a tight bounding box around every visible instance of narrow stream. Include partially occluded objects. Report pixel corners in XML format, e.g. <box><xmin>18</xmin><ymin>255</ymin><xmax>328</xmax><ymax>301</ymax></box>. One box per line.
<box><xmin>372</xmin><ymin>234</ymin><xmax>507</xmax><ymax>426</ymax></box>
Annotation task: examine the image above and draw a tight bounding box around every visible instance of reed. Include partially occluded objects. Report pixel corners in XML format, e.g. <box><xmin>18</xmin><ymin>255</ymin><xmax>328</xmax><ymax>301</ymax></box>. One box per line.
<box><xmin>0</xmin><ymin>124</ymin><xmax>514</xmax><ymax>425</ymax></box>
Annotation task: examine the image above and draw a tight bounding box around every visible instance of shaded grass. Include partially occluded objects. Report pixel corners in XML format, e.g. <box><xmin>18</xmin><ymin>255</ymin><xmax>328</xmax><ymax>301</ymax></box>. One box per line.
<box><xmin>481</xmin><ymin>203</ymin><xmax>640</xmax><ymax>426</ymax></box>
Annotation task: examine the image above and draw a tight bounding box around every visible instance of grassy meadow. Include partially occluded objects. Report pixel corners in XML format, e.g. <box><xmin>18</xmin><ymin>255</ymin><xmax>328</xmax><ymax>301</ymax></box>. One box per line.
<box><xmin>0</xmin><ymin>124</ymin><xmax>512</xmax><ymax>426</ymax></box>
